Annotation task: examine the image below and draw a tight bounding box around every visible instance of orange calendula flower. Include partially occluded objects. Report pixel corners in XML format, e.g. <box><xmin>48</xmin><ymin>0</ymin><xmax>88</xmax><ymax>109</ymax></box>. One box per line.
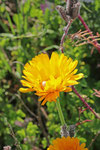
<box><xmin>19</xmin><ymin>52</ymin><xmax>83</xmax><ymax>105</ymax></box>
<box><xmin>47</xmin><ymin>136</ymin><xmax>88</xmax><ymax>150</ymax></box>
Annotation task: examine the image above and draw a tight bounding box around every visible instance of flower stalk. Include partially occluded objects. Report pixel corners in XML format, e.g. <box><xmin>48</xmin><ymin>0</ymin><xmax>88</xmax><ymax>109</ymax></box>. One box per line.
<box><xmin>56</xmin><ymin>98</ymin><xmax>66</xmax><ymax>125</ymax></box>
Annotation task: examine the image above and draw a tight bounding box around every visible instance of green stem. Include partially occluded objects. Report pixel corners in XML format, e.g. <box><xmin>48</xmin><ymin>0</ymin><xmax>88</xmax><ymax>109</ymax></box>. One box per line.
<box><xmin>56</xmin><ymin>98</ymin><xmax>66</xmax><ymax>125</ymax></box>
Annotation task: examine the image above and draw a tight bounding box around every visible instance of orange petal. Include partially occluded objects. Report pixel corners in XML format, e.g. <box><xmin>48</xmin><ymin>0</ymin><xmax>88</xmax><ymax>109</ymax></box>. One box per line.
<box><xmin>64</xmin><ymin>87</ymin><xmax>72</xmax><ymax>92</ymax></box>
<box><xmin>19</xmin><ymin>88</ymin><xmax>34</xmax><ymax>93</ymax></box>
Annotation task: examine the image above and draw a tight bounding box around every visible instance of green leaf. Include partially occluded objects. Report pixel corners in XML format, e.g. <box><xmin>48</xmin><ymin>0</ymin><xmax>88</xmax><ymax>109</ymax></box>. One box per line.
<box><xmin>17</xmin><ymin>109</ymin><xmax>26</xmax><ymax>118</ymax></box>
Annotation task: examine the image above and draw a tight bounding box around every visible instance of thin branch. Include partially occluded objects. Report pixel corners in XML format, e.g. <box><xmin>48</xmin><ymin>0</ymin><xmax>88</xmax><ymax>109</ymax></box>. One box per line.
<box><xmin>78</xmin><ymin>15</ymin><xmax>100</xmax><ymax>53</ymax></box>
<box><xmin>37</xmin><ymin>101</ymin><xmax>49</xmax><ymax>145</ymax></box>
<box><xmin>93</xmin><ymin>89</ymin><xmax>100</xmax><ymax>98</ymax></box>
<box><xmin>15</xmin><ymin>94</ymin><xmax>38</xmax><ymax>120</ymax></box>
<box><xmin>76</xmin><ymin>119</ymin><xmax>92</xmax><ymax>126</ymax></box>
<box><xmin>88</xmin><ymin>131</ymin><xmax>100</xmax><ymax>149</ymax></box>
<box><xmin>60</xmin><ymin>20</ymin><xmax>73</xmax><ymax>53</ymax></box>
<box><xmin>5</xmin><ymin>118</ymin><xmax>22</xmax><ymax>150</ymax></box>
<box><xmin>12</xmin><ymin>61</ymin><xmax>24</xmax><ymax>67</ymax></box>
<box><xmin>40</xmin><ymin>107</ymin><xmax>48</xmax><ymax>119</ymax></box>
<box><xmin>72</xmin><ymin>86</ymin><xmax>100</xmax><ymax>119</ymax></box>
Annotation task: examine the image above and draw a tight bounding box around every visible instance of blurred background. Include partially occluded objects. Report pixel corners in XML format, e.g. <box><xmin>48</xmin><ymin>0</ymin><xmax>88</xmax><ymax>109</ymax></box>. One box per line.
<box><xmin>0</xmin><ymin>0</ymin><xmax>100</xmax><ymax>149</ymax></box>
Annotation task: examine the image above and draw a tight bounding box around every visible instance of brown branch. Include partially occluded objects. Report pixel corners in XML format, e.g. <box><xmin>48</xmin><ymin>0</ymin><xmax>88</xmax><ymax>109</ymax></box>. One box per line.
<box><xmin>88</xmin><ymin>131</ymin><xmax>100</xmax><ymax>149</ymax></box>
<box><xmin>40</xmin><ymin>107</ymin><xmax>48</xmax><ymax>119</ymax></box>
<box><xmin>15</xmin><ymin>94</ymin><xmax>38</xmax><ymax>120</ymax></box>
<box><xmin>5</xmin><ymin>118</ymin><xmax>22</xmax><ymax>150</ymax></box>
<box><xmin>60</xmin><ymin>20</ymin><xmax>73</xmax><ymax>53</ymax></box>
<box><xmin>37</xmin><ymin>101</ymin><xmax>49</xmax><ymax>146</ymax></box>
<box><xmin>76</xmin><ymin>119</ymin><xmax>92</xmax><ymax>126</ymax></box>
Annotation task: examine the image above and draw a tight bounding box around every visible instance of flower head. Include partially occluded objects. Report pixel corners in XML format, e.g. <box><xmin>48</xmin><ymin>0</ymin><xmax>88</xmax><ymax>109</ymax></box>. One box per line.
<box><xmin>19</xmin><ymin>52</ymin><xmax>83</xmax><ymax>105</ymax></box>
<box><xmin>47</xmin><ymin>136</ymin><xmax>88</xmax><ymax>150</ymax></box>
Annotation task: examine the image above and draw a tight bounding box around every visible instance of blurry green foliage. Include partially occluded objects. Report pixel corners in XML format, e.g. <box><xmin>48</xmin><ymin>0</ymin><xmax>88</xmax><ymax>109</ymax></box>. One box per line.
<box><xmin>0</xmin><ymin>0</ymin><xmax>100</xmax><ymax>149</ymax></box>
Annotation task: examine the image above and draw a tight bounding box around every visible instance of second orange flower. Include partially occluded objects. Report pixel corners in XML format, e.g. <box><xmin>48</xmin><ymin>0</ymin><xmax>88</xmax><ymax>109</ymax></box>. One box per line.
<box><xmin>47</xmin><ymin>136</ymin><xmax>88</xmax><ymax>150</ymax></box>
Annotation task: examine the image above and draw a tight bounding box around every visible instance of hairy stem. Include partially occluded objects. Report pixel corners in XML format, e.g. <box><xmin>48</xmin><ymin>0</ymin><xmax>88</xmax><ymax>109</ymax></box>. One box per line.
<box><xmin>56</xmin><ymin>98</ymin><xmax>66</xmax><ymax>125</ymax></box>
<box><xmin>60</xmin><ymin>20</ymin><xmax>73</xmax><ymax>53</ymax></box>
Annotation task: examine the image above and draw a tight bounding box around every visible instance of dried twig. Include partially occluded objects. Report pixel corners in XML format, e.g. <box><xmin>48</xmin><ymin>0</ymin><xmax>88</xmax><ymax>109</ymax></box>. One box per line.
<box><xmin>40</xmin><ymin>107</ymin><xmax>48</xmax><ymax>119</ymax></box>
<box><xmin>37</xmin><ymin>101</ymin><xmax>49</xmax><ymax>145</ymax></box>
<box><xmin>5</xmin><ymin>118</ymin><xmax>22</xmax><ymax>150</ymax></box>
<box><xmin>60</xmin><ymin>20</ymin><xmax>73</xmax><ymax>52</ymax></box>
<box><xmin>88</xmin><ymin>131</ymin><xmax>100</xmax><ymax>149</ymax></box>
<box><xmin>78</xmin><ymin>15</ymin><xmax>100</xmax><ymax>53</ymax></box>
<box><xmin>76</xmin><ymin>119</ymin><xmax>92</xmax><ymax>126</ymax></box>
<box><xmin>15</xmin><ymin>94</ymin><xmax>38</xmax><ymax>120</ymax></box>
<box><xmin>69</xmin><ymin>29</ymin><xmax>100</xmax><ymax>50</ymax></box>
<box><xmin>93</xmin><ymin>89</ymin><xmax>100</xmax><ymax>98</ymax></box>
